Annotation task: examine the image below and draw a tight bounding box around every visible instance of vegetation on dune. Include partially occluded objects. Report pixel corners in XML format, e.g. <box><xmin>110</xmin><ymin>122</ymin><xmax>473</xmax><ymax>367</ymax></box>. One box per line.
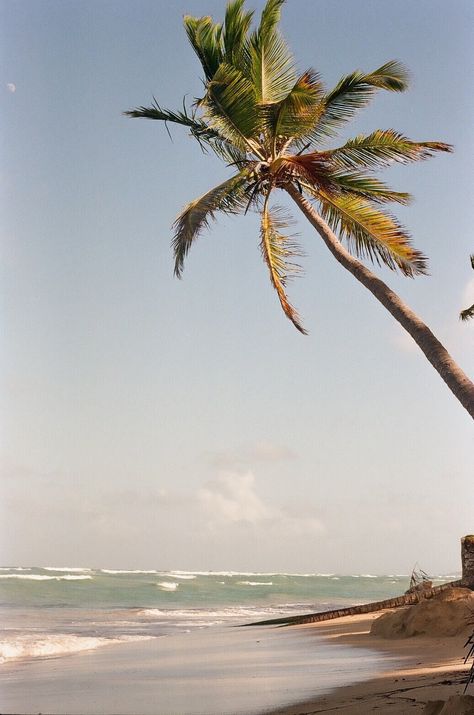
<box><xmin>126</xmin><ymin>0</ymin><xmax>474</xmax><ymax>418</ymax></box>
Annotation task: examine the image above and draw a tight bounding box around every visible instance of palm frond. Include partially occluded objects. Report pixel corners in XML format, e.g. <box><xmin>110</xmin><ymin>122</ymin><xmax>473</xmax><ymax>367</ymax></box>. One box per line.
<box><xmin>328</xmin><ymin>129</ymin><xmax>453</xmax><ymax>171</ymax></box>
<box><xmin>247</xmin><ymin>0</ymin><xmax>295</xmax><ymax>104</ymax></box>
<box><xmin>327</xmin><ymin>172</ymin><xmax>412</xmax><ymax>204</ymax></box>
<box><xmin>223</xmin><ymin>0</ymin><xmax>254</xmax><ymax>65</ymax></box>
<box><xmin>260</xmin><ymin>194</ymin><xmax>307</xmax><ymax>333</ymax></box>
<box><xmin>315</xmin><ymin>190</ymin><xmax>427</xmax><ymax>276</ymax></box>
<box><xmin>309</xmin><ymin>61</ymin><xmax>410</xmax><ymax>143</ymax></box>
<box><xmin>124</xmin><ymin>98</ymin><xmax>248</xmax><ymax>165</ymax></box>
<box><xmin>124</xmin><ymin>100</ymin><xmax>207</xmax><ymax>130</ymax></box>
<box><xmin>460</xmin><ymin>305</ymin><xmax>474</xmax><ymax>322</ymax></box>
<box><xmin>266</xmin><ymin>70</ymin><xmax>325</xmax><ymax>152</ymax></box>
<box><xmin>258</xmin><ymin>0</ymin><xmax>286</xmax><ymax>38</ymax></box>
<box><xmin>201</xmin><ymin>62</ymin><xmax>264</xmax><ymax>155</ymax></box>
<box><xmin>183</xmin><ymin>15</ymin><xmax>223</xmax><ymax>81</ymax></box>
<box><xmin>173</xmin><ymin>173</ymin><xmax>250</xmax><ymax>277</ymax></box>
<box><xmin>276</xmin><ymin>153</ymin><xmax>338</xmax><ymax>193</ymax></box>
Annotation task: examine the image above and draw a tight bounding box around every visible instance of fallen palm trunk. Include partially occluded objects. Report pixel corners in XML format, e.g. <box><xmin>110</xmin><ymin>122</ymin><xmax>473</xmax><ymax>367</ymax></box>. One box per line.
<box><xmin>242</xmin><ymin>579</ymin><xmax>462</xmax><ymax>627</ymax></box>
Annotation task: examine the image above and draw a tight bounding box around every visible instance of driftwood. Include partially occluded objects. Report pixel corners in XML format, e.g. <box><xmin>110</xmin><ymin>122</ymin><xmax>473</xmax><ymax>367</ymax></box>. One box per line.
<box><xmin>242</xmin><ymin>579</ymin><xmax>462</xmax><ymax>627</ymax></box>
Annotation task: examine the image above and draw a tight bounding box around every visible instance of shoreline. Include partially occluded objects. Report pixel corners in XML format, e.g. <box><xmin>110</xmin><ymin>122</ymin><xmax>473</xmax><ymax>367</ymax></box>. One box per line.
<box><xmin>265</xmin><ymin>613</ymin><xmax>470</xmax><ymax>714</ymax></box>
<box><xmin>0</xmin><ymin>610</ymin><xmax>470</xmax><ymax>714</ymax></box>
<box><xmin>0</xmin><ymin>615</ymin><xmax>404</xmax><ymax>715</ymax></box>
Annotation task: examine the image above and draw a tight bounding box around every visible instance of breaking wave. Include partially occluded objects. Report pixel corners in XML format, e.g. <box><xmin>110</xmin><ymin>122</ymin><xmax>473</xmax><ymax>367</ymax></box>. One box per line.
<box><xmin>237</xmin><ymin>581</ymin><xmax>274</xmax><ymax>586</ymax></box>
<box><xmin>100</xmin><ymin>569</ymin><xmax>158</xmax><ymax>575</ymax></box>
<box><xmin>0</xmin><ymin>634</ymin><xmax>152</xmax><ymax>664</ymax></box>
<box><xmin>0</xmin><ymin>574</ymin><xmax>92</xmax><ymax>581</ymax></box>
<box><xmin>156</xmin><ymin>581</ymin><xmax>179</xmax><ymax>591</ymax></box>
<box><xmin>43</xmin><ymin>567</ymin><xmax>92</xmax><ymax>572</ymax></box>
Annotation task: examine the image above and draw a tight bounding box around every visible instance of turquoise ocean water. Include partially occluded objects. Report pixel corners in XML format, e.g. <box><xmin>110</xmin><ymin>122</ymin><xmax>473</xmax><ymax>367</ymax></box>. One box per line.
<box><xmin>0</xmin><ymin>566</ymin><xmax>457</xmax><ymax>664</ymax></box>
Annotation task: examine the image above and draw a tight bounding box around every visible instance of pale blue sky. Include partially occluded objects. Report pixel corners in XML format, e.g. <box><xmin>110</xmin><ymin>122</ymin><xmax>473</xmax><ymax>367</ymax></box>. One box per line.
<box><xmin>1</xmin><ymin>0</ymin><xmax>473</xmax><ymax>573</ymax></box>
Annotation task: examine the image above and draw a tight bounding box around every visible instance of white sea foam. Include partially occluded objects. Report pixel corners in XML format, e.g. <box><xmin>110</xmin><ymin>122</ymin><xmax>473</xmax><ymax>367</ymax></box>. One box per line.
<box><xmin>100</xmin><ymin>569</ymin><xmax>157</xmax><ymax>575</ymax></box>
<box><xmin>43</xmin><ymin>567</ymin><xmax>92</xmax><ymax>572</ymax></box>
<box><xmin>237</xmin><ymin>581</ymin><xmax>273</xmax><ymax>586</ymax></box>
<box><xmin>0</xmin><ymin>567</ymin><xmax>31</xmax><ymax>571</ymax></box>
<box><xmin>156</xmin><ymin>581</ymin><xmax>179</xmax><ymax>591</ymax></box>
<box><xmin>360</xmin><ymin>574</ymin><xmax>378</xmax><ymax>578</ymax></box>
<box><xmin>153</xmin><ymin>570</ymin><xmax>323</xmax><ymax>577</ymax></box>
<box><xmin>315</xmin><ymin>573</ymin><xmax>335</xmax><ymax>578</ymax></box>
<box><xmin>0</xmin><ymin>574</ymin><xmax>92</xmax><ymax>581</ymax></box>
<box><xmin>165</xmin><ymin>572</ymin><xmax>197</xmax><ymax>580</ymax></box>
<box><xmin>0</xmin><ymin>634</ymin><xmax>152</xmax><ymax>664</ymax></box>
<box><xmin>139</xmin><ymin>605</ymin><xmax>302</xmax><ymax>621</ymax></box>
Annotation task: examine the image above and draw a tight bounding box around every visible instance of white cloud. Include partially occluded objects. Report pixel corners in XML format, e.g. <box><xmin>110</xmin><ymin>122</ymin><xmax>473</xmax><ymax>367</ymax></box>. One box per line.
<box><xmin>198</xmin><ymin>470</ymin><xmax>324</xmax><ymax>536</ymax></box>
<box><xmin>198</xmin><ymin>471</ymin><xmax>275</xmax><ymax>525</ymax></box>
<box><xmin>6</xmin><ymin>83</ymin><xmax>16</xmax><ymax>93</ymax></box>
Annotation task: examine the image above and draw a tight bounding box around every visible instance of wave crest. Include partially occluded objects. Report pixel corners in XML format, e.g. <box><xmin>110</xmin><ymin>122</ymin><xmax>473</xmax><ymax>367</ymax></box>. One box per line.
<box><xmin>0</xmin><ymin>634</ymin><xmax>152</xmax><ymax>663</ymax></box>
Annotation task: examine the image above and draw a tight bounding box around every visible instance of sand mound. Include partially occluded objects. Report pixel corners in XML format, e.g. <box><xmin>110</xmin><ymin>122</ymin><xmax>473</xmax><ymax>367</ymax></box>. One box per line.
<box><xmin>423</xmin><ymin>695</ymin><xmax>474</xmax><ymax>714</ymax></box>
<box><xmin>370</xmin><ymin>587</ymin><xmax>474</xmax><ymax>638</ymax></box>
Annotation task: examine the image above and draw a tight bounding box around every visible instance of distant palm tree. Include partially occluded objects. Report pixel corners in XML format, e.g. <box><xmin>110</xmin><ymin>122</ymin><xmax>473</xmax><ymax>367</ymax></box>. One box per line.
<box><xmin>126</xmin><ymin>0</ymin><xmax>474</xmax><ymax>418</ymax></box>
<box><xmin>460</xmin><ymin>256</ymin><xmax>474</xmax><ymax>322</ymax></box>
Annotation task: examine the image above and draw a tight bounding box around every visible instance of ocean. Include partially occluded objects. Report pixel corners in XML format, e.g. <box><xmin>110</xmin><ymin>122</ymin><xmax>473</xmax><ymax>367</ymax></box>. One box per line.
<box><xmin>0</xmin><ymin>565</ymin><xmax>458</xmax><ymax>664</ymax></box>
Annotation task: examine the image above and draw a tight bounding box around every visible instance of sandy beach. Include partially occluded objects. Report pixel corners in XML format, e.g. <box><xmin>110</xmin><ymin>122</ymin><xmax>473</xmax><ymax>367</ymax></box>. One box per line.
<box><xmin>268</xmin><ymin>613</ymin><xmax>472</xmax><ymax>714</ymax></box>
<box><xmin>0</xmin><ymin>607</ymin><xmax>472</xmax><ymax>714</ymax></box>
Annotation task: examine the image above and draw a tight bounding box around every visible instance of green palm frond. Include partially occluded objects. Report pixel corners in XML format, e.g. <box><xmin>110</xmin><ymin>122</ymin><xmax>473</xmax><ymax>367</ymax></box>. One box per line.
<box><xmin>279</xmin><ymin>154</ymin><xmax>411</xmax><ymax>204</ymax></box>
<box><xmin>184</xmin><ymin>15</ymin><xmax>223</xmax><ymax>81</ymax></box>
<box><xmin>247</xmin><ymin>1</ymin><xmax>296</xmax><ymax>104</ymax></box>
<box><xmin>201</xmin><ymin>62</ymin><xmax>263</xmax><ymax>155</ymax></box>
<box><xmin>257</xmin><ymin>0</ymin><xmax>286</xmax><ymax>38</ymax></box>
<box><xmin>223</xmin><ymin>0</ymin><xmax>254</xmax><ymax>65</ymax></box>
<box><xmin>328</xmin><ymin>130</ymin><xmax>453</xmax><ymax>171</ymax></box>
<box><xmin>124</xmin><ymin>100</ymin><xmax>208</xmax><ymax>131</ymax></box>
<box><xmin>327</xmin><ymin>172</ymin><xmax>412</xmax><ymax>204</ymax></box>
<box><xmin>260</xmin><ymin>194</ymin><xmax>306</xmax><ymax>334</ymax></box>
<box><xmin>127</xmin><ymin>0</ymin><xmax>454</xmax><ymax>335</ymax></box>
<box><xmin>173</xmin><ymin>173</ymin><xmax>250</xmax><ymax>277</ymax></box>
<box><xmin>124</xmin><ymin>99</ymin><xmax>248</xmax><ymax>164</ymax></box>
<box><xmin>309</xmin><ymin>61</ymin><xmax>410</xmax><ymax>143</ymax></box>
<box><xmin>316</xmin><ymin>190</ymin><xmax>427</xmax><ymax>276</ymax></box>
<box><xmin>266</xmin><ymin>70</ymin><xmax>324</xmax><ymax>152</ymax></box>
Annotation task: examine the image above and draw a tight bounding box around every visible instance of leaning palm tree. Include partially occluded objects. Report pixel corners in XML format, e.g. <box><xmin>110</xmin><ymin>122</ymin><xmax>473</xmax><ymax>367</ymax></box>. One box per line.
<box><xmin>460</xmin><ymin>256</ymin><xmax>474</xmax><ymax>322</ymax></box>
<box><xmin>126</xmin><ymin>0</ymin><xmax>474</xmax><ymax>418</ymax></box>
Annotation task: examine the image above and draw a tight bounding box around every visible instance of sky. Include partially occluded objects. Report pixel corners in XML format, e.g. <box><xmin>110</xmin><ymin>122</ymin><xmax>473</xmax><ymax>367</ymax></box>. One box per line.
<box><xmin>1</xmin><ymin>0</ymin><xmax>473</xmax><ymax>574</ymax></box>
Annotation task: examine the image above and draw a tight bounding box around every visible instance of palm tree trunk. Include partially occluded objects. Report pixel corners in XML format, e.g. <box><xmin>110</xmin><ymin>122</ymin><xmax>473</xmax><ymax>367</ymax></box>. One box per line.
<box><xmin>286</xmin><ymin>184</ymin><xmax>474</xmax><ymax>419</ymax></box>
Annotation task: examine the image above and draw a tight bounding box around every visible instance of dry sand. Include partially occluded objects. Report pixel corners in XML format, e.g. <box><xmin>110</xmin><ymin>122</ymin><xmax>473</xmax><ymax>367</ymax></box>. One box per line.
<box><xmin>266</xmin><ymin>611</ymin><xmax>473</xmax><ymax>714</ymax></box>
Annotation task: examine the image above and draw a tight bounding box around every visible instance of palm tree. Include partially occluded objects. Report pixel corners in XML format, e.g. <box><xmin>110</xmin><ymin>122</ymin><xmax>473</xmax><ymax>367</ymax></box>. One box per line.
<box><xmin>125</xmin><ymin>0</ymin><xmax>474</xmax><ymax>418</ymax></box>
<box><xmin>460</xmin><ymin>256</ymin><xmax>474</xmax><ymax>322</ymax></box>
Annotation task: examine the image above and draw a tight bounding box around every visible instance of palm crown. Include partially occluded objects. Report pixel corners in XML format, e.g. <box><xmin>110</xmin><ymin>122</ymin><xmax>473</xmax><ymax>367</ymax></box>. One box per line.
<box><xmin>126</xmin><ymin>0</ymin><xmax>451</xmax><ymax>335</ymax></box>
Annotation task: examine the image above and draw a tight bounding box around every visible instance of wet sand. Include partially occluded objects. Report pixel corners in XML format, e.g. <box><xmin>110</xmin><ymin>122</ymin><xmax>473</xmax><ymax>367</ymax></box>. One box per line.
<box><xmin>0</xmin><ymin>612</ymin><xmax>470</xmax><ymax>714</ymax></box>
<box><xmin>267</xmin><ymin>613</ymin><xmax>471</xmax><ymax>714</ymax></box>
<box><xmin>0</xmin><ymin>618</ymin><xmax>393</xmax><ymax>715</ymax></box>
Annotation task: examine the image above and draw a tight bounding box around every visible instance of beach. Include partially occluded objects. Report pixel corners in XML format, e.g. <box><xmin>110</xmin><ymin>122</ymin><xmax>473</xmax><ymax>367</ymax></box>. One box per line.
<box><xmin>0</xmin><ymin>611</ymin><xmax>471</xmax><ymax>714</ymax></box>
<box><xmin>1</xmin><ymin>569</ymin><xmax>471</xmax><ymax>714</ymax></box>
<box><xmin>270</xmin><ymin>614</ymin><xmax>471</xmax><ymax>714</ymax></box>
